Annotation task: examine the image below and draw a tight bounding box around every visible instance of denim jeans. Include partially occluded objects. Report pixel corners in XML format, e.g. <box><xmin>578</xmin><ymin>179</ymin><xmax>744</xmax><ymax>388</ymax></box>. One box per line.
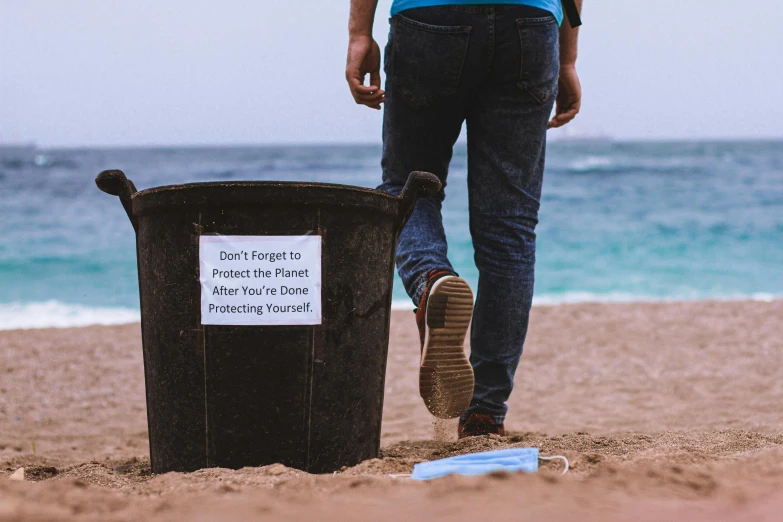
<box><xmin>377</xmin><ymin>4</ymin><xmax>559</xmax><ymax>423</ymax></box>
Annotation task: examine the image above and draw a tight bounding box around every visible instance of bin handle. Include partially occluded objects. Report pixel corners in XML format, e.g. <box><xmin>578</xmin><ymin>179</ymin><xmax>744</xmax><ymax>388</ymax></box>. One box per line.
<box><xmin>96</xmin><ymin>169</ymin><xmax>139</xmax><ymax>231</ymax></box>
<box><xmin>397</xmin><ymin>171</ymin><xmax>442</xmax><ymax>228</ymax></box>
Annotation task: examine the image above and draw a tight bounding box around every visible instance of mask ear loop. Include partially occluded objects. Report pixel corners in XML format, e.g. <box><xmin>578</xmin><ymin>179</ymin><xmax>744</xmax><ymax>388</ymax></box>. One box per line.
<box><xmin>539</xmin><ymin>455</ymin><xmax>569</xmax><ymax>475</ymax></box>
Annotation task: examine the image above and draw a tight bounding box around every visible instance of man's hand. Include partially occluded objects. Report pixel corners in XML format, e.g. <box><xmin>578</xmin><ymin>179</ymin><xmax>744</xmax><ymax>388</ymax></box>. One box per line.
<box><xmin>548</xmin><ymin>65</ymin><xmax>581</xmax><ymax>129</ymax></box>
<box><xmin>346</xmin><ymin>36</ymin><xmax>385</xmax><ymax>110</ymax></box>
<box><xmin>550</xmin><ymin>0</ymin><xmax>582</xmax><ymax>129</ymax></box>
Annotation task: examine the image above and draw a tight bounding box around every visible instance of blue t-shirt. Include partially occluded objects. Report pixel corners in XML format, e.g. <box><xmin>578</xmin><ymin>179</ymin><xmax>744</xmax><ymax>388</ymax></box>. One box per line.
<box><xmin>390</xmin><ymin>0</ymin><xmax>564</xmax><ymax>26</ymax></box>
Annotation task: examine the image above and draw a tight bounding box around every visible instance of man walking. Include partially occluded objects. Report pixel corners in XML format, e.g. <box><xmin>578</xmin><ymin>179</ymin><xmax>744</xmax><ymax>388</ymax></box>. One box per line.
<box><xmin>346</xmin><ymin>0</ymin><xmax>582</xmax><ymax>438</ymax></box>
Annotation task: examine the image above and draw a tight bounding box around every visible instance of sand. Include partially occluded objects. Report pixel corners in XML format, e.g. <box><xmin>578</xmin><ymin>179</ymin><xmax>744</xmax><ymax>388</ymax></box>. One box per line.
<box><xmin>1</xmin><ymin>300</ymin><xmax>782</xmax><ymax>520</ymax></box>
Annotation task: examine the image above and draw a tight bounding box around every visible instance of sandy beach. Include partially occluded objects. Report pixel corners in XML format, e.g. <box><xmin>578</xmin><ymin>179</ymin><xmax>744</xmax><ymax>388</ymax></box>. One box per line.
<box><xmin>1</xmin><ymin>300</ymin><xmax>782</xmax><ymax>520</ymax></box>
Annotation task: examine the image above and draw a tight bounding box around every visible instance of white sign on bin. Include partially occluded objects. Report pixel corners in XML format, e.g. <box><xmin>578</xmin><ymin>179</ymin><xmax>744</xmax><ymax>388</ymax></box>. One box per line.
<box><xmin>199</xmin><ymin>235</ymin><xmax>322</xmax><ymax>326</ymax></box>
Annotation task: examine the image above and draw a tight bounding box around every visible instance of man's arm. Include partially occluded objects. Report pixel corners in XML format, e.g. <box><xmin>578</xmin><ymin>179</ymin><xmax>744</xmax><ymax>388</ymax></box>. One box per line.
<box><xmin>346</xmin><ymin>0</ymin><xmax>385</xmax><ymax>110</ymax></box>
<box><xmin>548</xmin><ymin>0</ymin><xmax>582</xmax><ymax>128</ymax></box>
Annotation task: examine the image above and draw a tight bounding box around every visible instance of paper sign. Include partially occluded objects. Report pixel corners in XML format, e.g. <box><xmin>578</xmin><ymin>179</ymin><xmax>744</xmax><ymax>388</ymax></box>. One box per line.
<box><xmin>199</xmin><ymin>235</ymin><xmax>322</xmax><ymax>325</ymax></box>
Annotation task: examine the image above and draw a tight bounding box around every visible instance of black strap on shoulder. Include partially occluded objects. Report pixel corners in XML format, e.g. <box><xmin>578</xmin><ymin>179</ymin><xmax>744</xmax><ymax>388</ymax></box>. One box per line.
<box><xmin>561</xmin><ymin>0</ymin><xmax>582</xmax><ymax>28</ymax></box>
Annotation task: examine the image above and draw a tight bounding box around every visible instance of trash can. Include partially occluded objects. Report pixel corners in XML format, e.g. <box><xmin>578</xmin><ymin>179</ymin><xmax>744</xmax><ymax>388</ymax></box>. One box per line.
<box><xmin>96</xmin><ymin>169</ymin><xmax>441</xmax><ymax>474</ymax></box>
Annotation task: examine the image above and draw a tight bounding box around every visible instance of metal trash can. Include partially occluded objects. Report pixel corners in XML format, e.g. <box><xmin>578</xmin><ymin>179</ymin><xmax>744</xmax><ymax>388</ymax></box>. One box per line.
<box><xmin>96</xmin><ymin>169</ymin><xmax>440</xmax><ymax>474</ymax></box>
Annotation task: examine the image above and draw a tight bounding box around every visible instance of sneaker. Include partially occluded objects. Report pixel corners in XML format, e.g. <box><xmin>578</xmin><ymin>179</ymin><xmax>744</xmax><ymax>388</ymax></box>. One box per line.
<box><xmin>458</xmin><ymin>413</ymin><xmax>505</xmax><ymax>439</ymax></box>
<box><xmin>416</xmin><ymin>270</ymin><xmax>475</xmax><ymax>418</ymax></box>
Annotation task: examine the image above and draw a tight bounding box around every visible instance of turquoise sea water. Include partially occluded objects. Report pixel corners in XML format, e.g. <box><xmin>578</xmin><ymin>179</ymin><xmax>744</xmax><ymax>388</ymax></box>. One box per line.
<box><xmin>1</xmin><ymin>141</ymin><xmax>781</xmax><ymax>328</ymax></box>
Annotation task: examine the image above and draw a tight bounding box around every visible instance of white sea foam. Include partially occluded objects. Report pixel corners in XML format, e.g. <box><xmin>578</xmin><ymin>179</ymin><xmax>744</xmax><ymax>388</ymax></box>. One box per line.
<box><xmin>532</xmin><ymin>292</ymin><xmax>782</xmax><ymax>305</ymax></box>
<box><xmin>1</xmin><ymin>293</ymin><xmax>778</xmax><ymax>330</ymax></box>
<box><xmin>392</xmin><ymin>292</ymin><xmax>781</xmax><ymax>310</ymax></box>
<box><xmin>566</xmin><ymin>155</ymin><xmax>614</xmax><ymax>172</ymax></box>
<box><xmin>0</xmin><ymin>301</ymin><xmax>140</xmax><ymax>330</ymax></box>
<box><xmin>392</xmin><ymin>300</ymin><xmax>416</xmax><ymax>311</ymax></box>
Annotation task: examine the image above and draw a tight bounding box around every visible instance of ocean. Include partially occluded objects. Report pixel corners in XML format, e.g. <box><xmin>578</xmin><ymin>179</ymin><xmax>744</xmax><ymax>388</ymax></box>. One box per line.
<box><xmin>1</xmin><ymin>141</ymin><xmax>781</xmax><ymax>329</ymax></box>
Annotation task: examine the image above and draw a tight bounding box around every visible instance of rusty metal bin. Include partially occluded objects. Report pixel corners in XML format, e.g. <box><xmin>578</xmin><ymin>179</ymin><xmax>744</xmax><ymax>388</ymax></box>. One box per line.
<box><xmin>96</xmin><ymin>169</ymin><xmax>440</xmax><ymax>474</ymax></box>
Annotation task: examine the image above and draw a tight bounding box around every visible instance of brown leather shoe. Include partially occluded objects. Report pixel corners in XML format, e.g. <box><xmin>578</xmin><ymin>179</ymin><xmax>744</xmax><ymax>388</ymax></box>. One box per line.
<box><xmin>458</xmin><ymin>413</ymin><xmax>505</xmax><ymax>439</ymax></box>
<box><xmin>415</xmin><ymin>270</ymin><xmax>475</xmax><ymax>419</ymax></box>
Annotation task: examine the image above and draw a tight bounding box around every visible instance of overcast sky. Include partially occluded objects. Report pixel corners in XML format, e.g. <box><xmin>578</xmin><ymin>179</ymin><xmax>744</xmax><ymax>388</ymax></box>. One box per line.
<box><xmin>1</xmin><ymin>0</ymin><xmax>782</xmax><ymax>147</ymax></box>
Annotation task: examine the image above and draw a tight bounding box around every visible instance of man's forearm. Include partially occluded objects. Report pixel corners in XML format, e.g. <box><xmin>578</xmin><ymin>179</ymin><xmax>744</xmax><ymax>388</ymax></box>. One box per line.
<box><xmin>349</xmin><ymin>0</ymin><xmax>379</xmax><ymax>40</ymax></box>
<box><xmin>559</xmin><ymin>0</ymin><xmax>582</xmax><ymax>66</ymax></box>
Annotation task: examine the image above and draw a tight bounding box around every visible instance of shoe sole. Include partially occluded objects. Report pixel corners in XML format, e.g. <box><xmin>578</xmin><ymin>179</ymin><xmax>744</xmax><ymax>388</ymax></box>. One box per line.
<box><xmin>419</xmin><ymin>276</ymin><xmax>475</xmax><ymax>419</ymax></box>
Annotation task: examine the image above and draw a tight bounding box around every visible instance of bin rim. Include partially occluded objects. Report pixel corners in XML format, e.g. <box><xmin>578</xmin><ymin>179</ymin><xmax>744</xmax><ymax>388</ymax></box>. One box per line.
<box><xmin>135</xmin><ymin>180</ymin><xmax>398</xmax><ymax>199</ymax></box>
<box><xmin>96</xmin><ymin>170</ymin><xmax>443</xmax><ymax>231</ymax></box>
<box><xmin>130</xmin><ymin>180</ymin><xmax>402</xmax><ymax>217</ymax></box>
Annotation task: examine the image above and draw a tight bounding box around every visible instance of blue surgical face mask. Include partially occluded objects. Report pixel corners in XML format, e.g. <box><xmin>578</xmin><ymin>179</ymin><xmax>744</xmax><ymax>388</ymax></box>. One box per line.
<box><xmin>409</xmin><ymin>448</ymin><xmax>568</xmax><ymax>481</ymax></box>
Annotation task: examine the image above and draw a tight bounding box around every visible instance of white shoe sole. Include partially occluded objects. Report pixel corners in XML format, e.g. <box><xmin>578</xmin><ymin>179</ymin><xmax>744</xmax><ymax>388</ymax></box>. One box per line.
<box><xmin>419</xmin><ymin>276</ymin><xmax>475</xmax><ymax>419</ymax></box>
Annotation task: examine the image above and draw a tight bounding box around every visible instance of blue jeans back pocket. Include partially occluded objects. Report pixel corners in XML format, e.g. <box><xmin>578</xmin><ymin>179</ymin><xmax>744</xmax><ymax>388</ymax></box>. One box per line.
<box><xmin>516</xmin><ymin>17</ymin><xmax>560</xmax><ymax>104</ymax></box>
<box><xmin>389</xmin><ymin>15</ymin><xmax>471</xmax><ymax>109</ymax></box>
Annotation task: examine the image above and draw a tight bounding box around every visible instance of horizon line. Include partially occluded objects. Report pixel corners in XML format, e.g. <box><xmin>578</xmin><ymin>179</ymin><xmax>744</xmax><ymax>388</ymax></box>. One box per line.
<box><xmin>14</xmin><ymin>135</ymin><xmax>783</xmax><ymax>151</ymax></box>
